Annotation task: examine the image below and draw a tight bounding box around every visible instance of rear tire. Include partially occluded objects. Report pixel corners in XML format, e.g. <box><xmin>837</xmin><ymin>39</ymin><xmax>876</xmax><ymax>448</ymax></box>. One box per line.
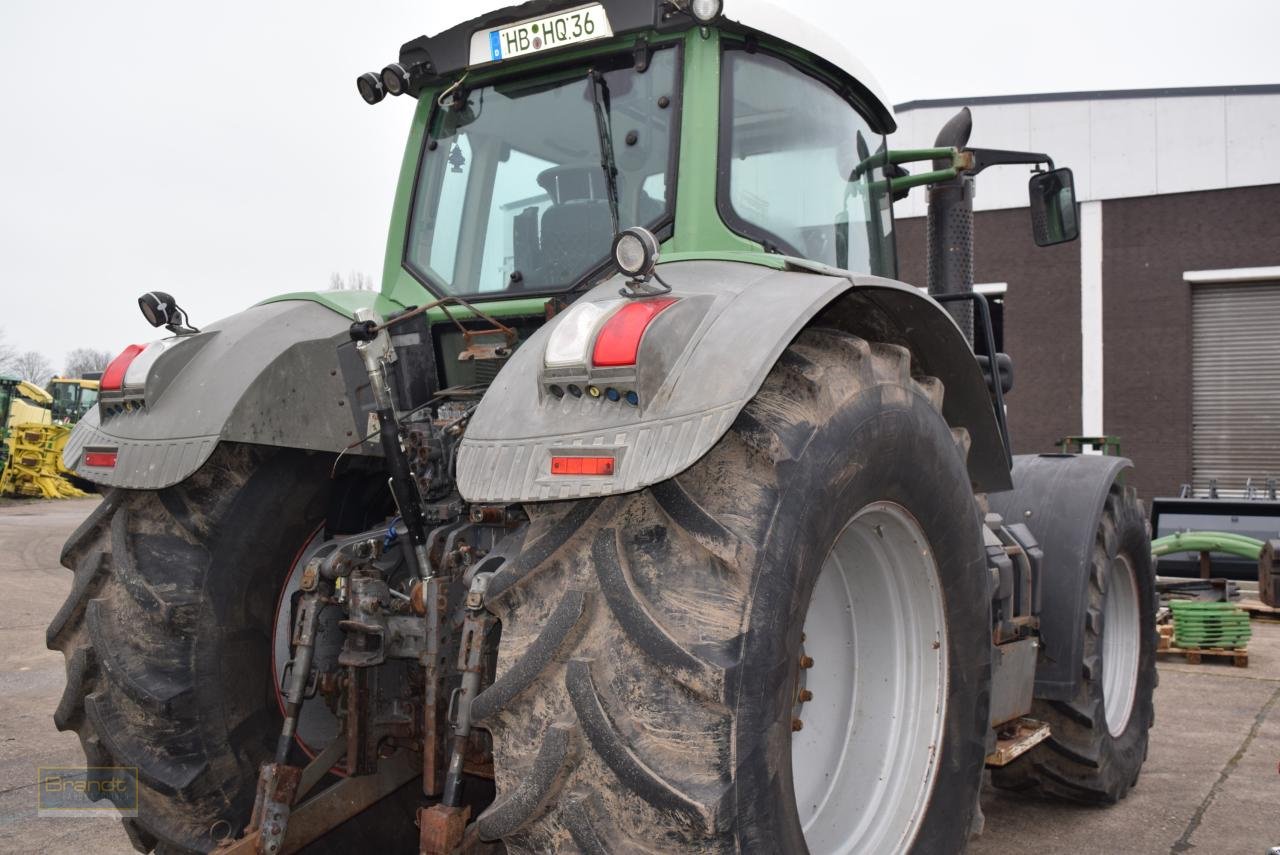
<box><xmin>473</xmin><ymin>329</ymin><xmax>993</xmax><ymax>853</ymax></box>
<box><xmin>991</xmin><ymin>484</ymin><xmax>1156</xmax><ymax>803</ymax></box>
<box><xmin>47</xmin><ymin>444</ymin><xmax>418</xmax><ymax>853</ymax></box>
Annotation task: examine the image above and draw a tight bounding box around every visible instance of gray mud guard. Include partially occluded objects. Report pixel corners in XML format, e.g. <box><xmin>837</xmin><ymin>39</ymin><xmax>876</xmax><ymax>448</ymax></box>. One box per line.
<box><xmin>63</xmin><ymin>300</ymin><xmax>366</xmax><ymax>489</ymax></box>
<box><xmin>987</xmin><ymin>453</ymin><xmax>1132</xmax><ymax>700</ymax></box>
<box><xmin>457</xmin><ymin>258</ymin><xmax>1010</xmax><ymax>503</ymax></box>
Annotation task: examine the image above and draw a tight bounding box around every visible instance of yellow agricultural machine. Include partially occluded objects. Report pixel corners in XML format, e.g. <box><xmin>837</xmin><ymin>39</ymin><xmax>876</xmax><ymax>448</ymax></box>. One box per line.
<box><xmin>48</xmin><ymin>374</ymin><xmax>102</xmax><ymax>424</ymax></box>
<box><xmin>0</xmin><ymin>376</ymin><xmax>87</xmax><ymax>499</ymax></box>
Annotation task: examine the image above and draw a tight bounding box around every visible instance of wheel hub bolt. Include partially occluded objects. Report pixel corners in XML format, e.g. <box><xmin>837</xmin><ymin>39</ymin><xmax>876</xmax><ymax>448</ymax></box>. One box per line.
<box><xmin>799</xmin><ymin>655</ymin><xmax>814</xmax><ymax>669</ymax></box>
<box><xmin>792</xmin><ymin>718</ymin><xmax>804</xmax><ymax>732</ymax></box>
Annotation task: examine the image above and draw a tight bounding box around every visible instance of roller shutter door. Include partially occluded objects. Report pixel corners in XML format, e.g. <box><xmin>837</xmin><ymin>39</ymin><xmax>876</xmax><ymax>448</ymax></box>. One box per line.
<box><xmin>1192</xmin><ymin>281</ymin><xmax>1280</xmax><ymax>494</ymax></box>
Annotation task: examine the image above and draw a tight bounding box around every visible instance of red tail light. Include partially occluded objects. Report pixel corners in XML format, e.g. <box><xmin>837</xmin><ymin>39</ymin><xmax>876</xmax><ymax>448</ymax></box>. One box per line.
<box><xmin>550</xmin><ymin>456</ymin><xmax>615</xmax><ymax>476</ymax></box>
<box><xmin>101</xmin><ymin>344</ymin><xmax>146</xmax><ymax>391</ymax></box>
<box><xmin>591</xmin><ymin>298</ymin><xmax>677</xmax><ymax>368</ymax></box>
<box><xmin>83</xmin><ymin>450</ymin><xmax>118</xmax><ymax>468</ymax></box>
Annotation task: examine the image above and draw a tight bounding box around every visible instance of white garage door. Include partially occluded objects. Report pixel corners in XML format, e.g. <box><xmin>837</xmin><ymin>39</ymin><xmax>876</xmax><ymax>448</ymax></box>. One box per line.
<box><xmin>1192</xmin><ymin>281</ymin><xmax>1280</xmax><ymax>494</ymax></box>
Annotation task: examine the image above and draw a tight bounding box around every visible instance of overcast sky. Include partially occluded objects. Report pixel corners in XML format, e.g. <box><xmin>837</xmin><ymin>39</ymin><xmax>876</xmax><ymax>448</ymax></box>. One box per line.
<box><xmin>3</xmin><ymin>0</ymin><xmax>1277</xmax><ymax>373</ymax></box>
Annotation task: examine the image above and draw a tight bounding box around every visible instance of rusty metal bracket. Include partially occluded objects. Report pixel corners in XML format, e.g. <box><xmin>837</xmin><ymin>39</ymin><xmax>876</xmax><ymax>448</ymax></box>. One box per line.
<box><xmin>217</xmin><ymin>753</ymin><xmax>419</xmax><ymax>855</ymax></box>
<box><xmin>985</xmin><ymin>717</ymin><xmax>1050</xmax><ymax>767</ymax></box>
<box><xmin>419</xmin><ymin>803</ymin><xmax>471</xmax><ymax>855</ymax></box>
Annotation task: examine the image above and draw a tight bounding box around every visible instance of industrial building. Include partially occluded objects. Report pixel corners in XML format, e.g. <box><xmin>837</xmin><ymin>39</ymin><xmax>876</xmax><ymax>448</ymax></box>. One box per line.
<box><xmin>891</xmin><ymin>84</ymin><xmax>1280</xmax><ymax>499</ymax></box>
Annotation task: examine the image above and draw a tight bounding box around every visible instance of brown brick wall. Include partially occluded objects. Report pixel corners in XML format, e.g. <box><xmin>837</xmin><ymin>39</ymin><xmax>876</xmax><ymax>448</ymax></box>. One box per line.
<box><xmin>896</xmin><ymin>207</ymin><xmax>1082</xmax><ymax>457</ymax></box>
<box><xmin>1101</xmin><ymin>184</ymin><xmax>1280</xmax><ymax>499</ymax></box>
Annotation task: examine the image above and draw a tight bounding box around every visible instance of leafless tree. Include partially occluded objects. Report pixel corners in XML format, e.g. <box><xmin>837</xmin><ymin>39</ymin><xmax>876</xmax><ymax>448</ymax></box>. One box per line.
<box><xmin>64</xmin><ymin>347</ymin><xmax>114</xmax><ymax>378</ymax></box>
<box><xmin>328</xmin><ymin>270</ymin><xmax>375</xmax><ymax>291</ymax></box>
<box><xmin>13</xmin><ymin>350</ymin><xmax>53</xmax><ymax>385</ymax></box>
<box><xmin>0</xmin><ymin>328</ymin><xmax>17</xmax><ymax>375</ymax></box>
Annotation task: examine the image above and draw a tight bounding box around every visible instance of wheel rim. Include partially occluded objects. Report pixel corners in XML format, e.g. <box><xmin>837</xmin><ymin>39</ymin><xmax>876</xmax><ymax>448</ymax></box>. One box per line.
<box><xmin>1102</xmin><ymin>553</ymin><xmax>1140</xmax><ymax>737</ymax></box>
<box><xmin>271</xmin><ymin>528</ymin><xmax>343</xmax><ymax>760</ymax></box>
<box><xmin>791</xmin><ymin>502</ymin><xmax>948</xmax><ymax>855</ymax></box>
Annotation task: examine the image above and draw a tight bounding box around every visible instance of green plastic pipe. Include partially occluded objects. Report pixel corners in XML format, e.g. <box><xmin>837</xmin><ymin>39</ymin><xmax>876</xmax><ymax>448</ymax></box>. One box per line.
<box><xmin>1151</xmin><ymin>531</ymin><xmax>1265</xmax><ymax>560</ymax></box>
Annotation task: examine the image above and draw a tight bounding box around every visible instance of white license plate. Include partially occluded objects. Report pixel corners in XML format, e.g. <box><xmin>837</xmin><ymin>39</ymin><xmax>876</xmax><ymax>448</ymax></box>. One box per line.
<box><xmin>485</xmin><ymin>4</ymin><xmax>613</xmax><ymax>63</ymax></box>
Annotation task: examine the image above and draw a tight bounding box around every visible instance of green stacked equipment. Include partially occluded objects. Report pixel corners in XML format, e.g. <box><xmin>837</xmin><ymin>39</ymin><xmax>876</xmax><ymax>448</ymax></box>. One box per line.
<box><xmin>1169</xmin><ymin>601</ymin><xmax>1252</xmax><ymax>650</ymax></box>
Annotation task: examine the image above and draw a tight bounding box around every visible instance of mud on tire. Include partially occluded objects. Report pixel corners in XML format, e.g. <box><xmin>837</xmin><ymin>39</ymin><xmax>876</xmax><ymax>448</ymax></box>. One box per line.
<box><xmin>473</xmin><ymin>328</ymin><xmax>994</xmax><ymax>853</ymax></box>
<box><xmin>45</xmin><ymin>444</ymin><xmax>412</xmax><ymax>853</ymax></box>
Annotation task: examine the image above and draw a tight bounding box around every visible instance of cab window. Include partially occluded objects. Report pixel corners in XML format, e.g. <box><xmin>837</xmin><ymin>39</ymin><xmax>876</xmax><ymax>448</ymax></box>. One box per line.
<box><xmin>718</xmin><ymin>48</ymin><xmax>895</xmax><ymax>276</ymax></box>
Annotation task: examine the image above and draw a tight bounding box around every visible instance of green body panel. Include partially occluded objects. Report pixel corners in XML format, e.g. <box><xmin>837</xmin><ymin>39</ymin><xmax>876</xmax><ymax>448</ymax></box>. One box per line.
<box><xmin>665</xmin><ymin>28</ymin><xmax>761</xmax><ymax>256</ymax></box>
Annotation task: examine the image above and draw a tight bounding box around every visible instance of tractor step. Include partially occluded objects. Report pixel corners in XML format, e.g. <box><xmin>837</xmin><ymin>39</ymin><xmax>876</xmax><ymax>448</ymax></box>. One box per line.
<box><xmin>985</xmin><ymin>718</ymin><xmax>1050</xmax><ymax>767</ymax></box>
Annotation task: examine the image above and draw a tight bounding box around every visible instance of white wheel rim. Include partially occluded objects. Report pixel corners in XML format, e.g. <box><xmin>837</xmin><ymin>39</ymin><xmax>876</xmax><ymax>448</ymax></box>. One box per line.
<box><xmin>792</xmin><ymin>502</ymin><xmax>948</xmax><ymax>855</ymax></box>
<box><xmin>1102</xmin><ymin>553</ymin><xmax>1140</xmax><ymax>737</ymax></box>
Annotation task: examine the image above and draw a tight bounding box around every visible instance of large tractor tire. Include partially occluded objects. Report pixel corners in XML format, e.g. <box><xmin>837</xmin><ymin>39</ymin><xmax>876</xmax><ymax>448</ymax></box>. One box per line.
<box><xmin>992</xmin><ymin>484</ymin><xmax>1156</xmax><ymax>803</ymax></box>
<box><xmin>46</xmin><ymin>444</ymin><xmax>416</xmax><ymax>853</ymax></box>
<box><xmin>473</xmin><ymin>329</ymin><xmax>993</xmax><ymax>853</ymax></box>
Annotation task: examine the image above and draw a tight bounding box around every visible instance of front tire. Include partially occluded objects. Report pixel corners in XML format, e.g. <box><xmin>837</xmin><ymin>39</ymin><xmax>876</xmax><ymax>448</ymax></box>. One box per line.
<box><xmin>992</xmin><ymin>484</ymin><xmax>1156</xmax><ymax>803</ymax></box>
<box><xmin>473</xmin><ymin>329</ymin><xmax>993</xmax><ymax>853</ymax></box>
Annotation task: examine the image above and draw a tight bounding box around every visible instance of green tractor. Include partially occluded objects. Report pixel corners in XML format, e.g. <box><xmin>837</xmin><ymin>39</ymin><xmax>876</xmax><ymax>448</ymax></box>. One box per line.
<box><xmin>51</xmin><ymin>3</ymin><xmax>1155</xmax><ymax>853</ymax></box>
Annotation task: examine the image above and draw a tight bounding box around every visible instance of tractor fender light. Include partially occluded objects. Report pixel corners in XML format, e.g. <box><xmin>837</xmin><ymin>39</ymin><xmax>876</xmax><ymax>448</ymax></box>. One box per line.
<box><xmin>122</xmin><ymin>339</ymin><xmax>183</xmax><ymax>390</ymax></box>
<box><xmin>357</xmin><ymin>72</ymin><xmax>386</xmax><ymax>105</ymax></box>
<box><xmin>381</xmin><ymin>63</ymin><xmax>409</xmax><ymax>96</ymax></box>
<box><xmin>591</xmin><ymin>297</ymin><xmax>677</xmax><ymax>367</ymax></box>
<box><xmin>544</xmin><ymin>300</ymin><xmax>619</xmax><ymax>368</ymax></box>
<box><xmin>83</xmin><ymin>449</ymin><xmax>118</xmax><ymax>468</ymax></box>
<box><xmin>689</xmin><ymin>0</ymin><xmax>722</xmax><ymax>23</ymax></box>
<box><xmin>613</xmin><ymin>227</ymin><xmax>660</xmax><ymax>279</ymax></box>
<box><xmin>551</xmin><ymin>456</ymin><xmax>615</xmax><ymax>476</ymax></box>
<box><xmin>101</xmin><ymin>344</ymin><xmax>146</xmax><ymax>392</ymax></box>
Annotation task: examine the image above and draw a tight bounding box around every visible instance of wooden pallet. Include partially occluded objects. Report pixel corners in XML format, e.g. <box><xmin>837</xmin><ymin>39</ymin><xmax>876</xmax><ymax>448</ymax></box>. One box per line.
<box><xmin>1238</xmin><ymin>598</ymin><xmax>1280</xmax><ymax>621</ymax></box>
<box><xmin>1157</xmin><ymin>626</ymin><xmax>1248</xmax><ymax>666</ymax></box>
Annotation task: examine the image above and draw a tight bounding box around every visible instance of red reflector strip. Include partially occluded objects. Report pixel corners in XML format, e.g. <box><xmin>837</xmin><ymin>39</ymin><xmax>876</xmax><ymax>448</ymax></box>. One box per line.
<box><xmin>101</xmin><ymin>344</ymin><xmax>146</xmax><ymax>391</ymax></box>
<box><xmin>550</xmin><ymin>456</ymin><xmax>615</xmax><ymax>476</ymax></box>
<box><xmin>591</xmin><ymin>297</ymin><xmax>677</xmax><ymax>367</ymax></box>
<box><xmin>84</xmin><ymin>450</ymin><xmax>118</xmax><ymax>468</ymax></box>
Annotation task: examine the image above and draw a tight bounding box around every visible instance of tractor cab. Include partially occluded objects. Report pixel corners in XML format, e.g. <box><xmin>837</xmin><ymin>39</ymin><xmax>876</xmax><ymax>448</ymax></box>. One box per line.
<box><xmin>360</xmin><ymin>0</ymin><xmax>903</xmax><ymax>312</ymax></box>
<box><xmin>360</xmin><ymin>0</ymin><xmax>1075</xmax><ymax>319</ymax></box>
<box><xmin>47</xmin><ymin>375</ymin><xmax>101</xmax><ymax>424</ymax></box>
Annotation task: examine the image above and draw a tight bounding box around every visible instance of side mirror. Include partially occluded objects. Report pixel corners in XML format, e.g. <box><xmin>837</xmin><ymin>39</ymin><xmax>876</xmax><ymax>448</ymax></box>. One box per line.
<box><xmin>1028</xmin><ymin>167</ymin><xmax>1079</xmax><ymax>246</ymax></box>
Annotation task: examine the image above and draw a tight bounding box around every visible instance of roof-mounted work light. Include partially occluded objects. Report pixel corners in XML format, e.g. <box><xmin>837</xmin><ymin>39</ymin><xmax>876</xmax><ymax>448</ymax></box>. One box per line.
<box><xmin>689</xmin><ymin>0</ymin><xmax>722</xmax><ymax>23</ymax></box>
<box><xmin>381</xmin><ymin>63</ymin><xmax>410</xmax><ymax>96</ymax></box>
<box><xmin>357</xmin><ymin>72</ymin><xmax>385</xmax><ymax>105</ymax></box>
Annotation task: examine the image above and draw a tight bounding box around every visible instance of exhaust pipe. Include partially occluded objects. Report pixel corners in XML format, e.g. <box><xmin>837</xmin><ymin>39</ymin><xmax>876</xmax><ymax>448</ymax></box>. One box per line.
<box><xmin>927</xmin><ymin>107</ymin><xmax>975</xmax><ymax>344</ymax></box>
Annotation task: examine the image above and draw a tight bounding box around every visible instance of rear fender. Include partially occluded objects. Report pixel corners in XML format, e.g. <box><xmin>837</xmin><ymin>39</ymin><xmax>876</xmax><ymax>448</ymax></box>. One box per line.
<box><xmin>63</xmin><ymin>301</ymin><xmax>374</xmax><ymax>489</ymax></box>
<box><xmin>456</xmin><ymin>258</ymin><xmax>1011</xmax><ymax>502</ymax></box>
<box><xmin>987</xmin><ymin>453</ymin><xmax>1133</xmax><ymax>700</ymax></box>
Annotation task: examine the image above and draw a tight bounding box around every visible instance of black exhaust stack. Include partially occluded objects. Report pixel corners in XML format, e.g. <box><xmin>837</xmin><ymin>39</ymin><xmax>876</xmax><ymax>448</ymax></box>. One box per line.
<box><xmin>927</xmin><ymin>107</ymin><xmax>975</xmax><ymax>343</ymax></box>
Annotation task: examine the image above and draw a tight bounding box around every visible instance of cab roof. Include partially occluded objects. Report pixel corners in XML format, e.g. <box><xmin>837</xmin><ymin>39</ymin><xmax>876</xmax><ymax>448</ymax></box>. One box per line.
<box><xmin>397</xmin><ymin>0</ymin><xmax>895</xmax><ymax>131</ymax></box>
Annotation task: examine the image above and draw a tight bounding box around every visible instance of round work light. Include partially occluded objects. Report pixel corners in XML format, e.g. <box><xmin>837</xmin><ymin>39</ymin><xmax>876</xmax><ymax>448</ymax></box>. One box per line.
<box><xmin>381</xmin><ymin>63</ymin><xmax>409</xmax><ymax>96</ymax></box>
<box><xmin>612</xmin><ymin>227</ymin><xmax>660</xmax><ymax>279</ymax></box>
<box><xmin>357</xmin><ymin>72</ymin><xmax>385</xmax><ymax>105</ymax></box>
<box><xmin>690</xmin><ymin>0</ymin><xmax>722</xmax><ymax>23</ymax></box>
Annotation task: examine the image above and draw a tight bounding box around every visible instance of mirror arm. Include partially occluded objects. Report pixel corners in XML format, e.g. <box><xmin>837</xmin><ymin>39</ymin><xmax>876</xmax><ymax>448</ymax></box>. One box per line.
<box><xmin>853</xmin><ymin>146</ymin><xmax>968</xmax><ymax>179</ymax></box>
<box><xmin>886</xmin><ymin>167</ymin><xmax>961</xmax><ymax>196</ymax></box>
<box><xmin>963</xmin><ymin>147</ymin><xmax>1055</xmax><ymax>176</ymax></box>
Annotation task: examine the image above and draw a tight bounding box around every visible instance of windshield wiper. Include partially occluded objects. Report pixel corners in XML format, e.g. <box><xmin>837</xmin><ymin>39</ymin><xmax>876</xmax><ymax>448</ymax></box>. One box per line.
<box><xmin>588</xmin><ymin>69</ymin><xmax>621</xmax><ymax>235</ymax></box>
